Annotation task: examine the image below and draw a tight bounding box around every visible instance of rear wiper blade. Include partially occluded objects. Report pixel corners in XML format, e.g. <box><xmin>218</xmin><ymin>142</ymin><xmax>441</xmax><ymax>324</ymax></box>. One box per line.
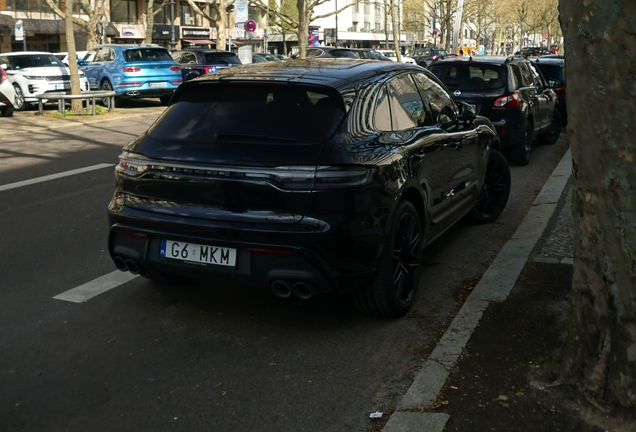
<box><xmin>217</xmin><ymin>133</ymin><xmax>297</xmax><ymax>143</ymax></box>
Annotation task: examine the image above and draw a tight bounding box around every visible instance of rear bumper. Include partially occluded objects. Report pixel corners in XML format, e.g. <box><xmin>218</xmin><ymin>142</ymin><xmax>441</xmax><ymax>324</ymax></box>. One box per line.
<box><xmin>107</xmin><ymin>203</ymin><xmax>387</xmax><ymax>293</ymax></box>
<box><xmin>490</xmin><ymin>118</ymin><xmax>525</xmax><ymax>149</ymax></box>
<box><xmin>115</xmin><ymin>82</ymin><xmax>179</xmax><ymax>98</ymax></box>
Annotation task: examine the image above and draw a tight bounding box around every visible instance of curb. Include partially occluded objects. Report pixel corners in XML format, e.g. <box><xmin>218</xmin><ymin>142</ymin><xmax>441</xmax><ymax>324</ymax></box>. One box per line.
<box><xmin>382</xmin><ymin>148</ymin><xmax>573</xmax><ymax>432</ymax></box>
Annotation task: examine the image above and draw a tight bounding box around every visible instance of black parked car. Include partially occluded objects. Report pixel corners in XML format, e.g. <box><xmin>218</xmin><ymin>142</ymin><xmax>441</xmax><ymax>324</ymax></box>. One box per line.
<box><xmin>531</xmin><ymin>57</ymin><xmax>566</xmax><ymax>125</ymax></box>
<box><xmin>429</xmin><ymin>56</ymin><xmax>562</xmax><ymax>165</ymax></box>
<box><xmin>350</xmin><ymin>48</ymin><xmax>393</xmax><ymax>61</ymax></box>
<box><xmin>171</xmin><ymin>49</ymin><xmax>242</xmax><ymax>81</ymax></box>
<box><xmin>298</xmin><ymin>47</ymin><xmax>360</xmax><ymax>59</ymax></box>
<box><xmin>410</xmin><ymin>47</ymin><xmax>455</xmax><ymax>67</ymax></box>
<box><xmin>107</xmin><ymin>60</ymin><xmax>511</xmax><ymax>317</ymax></box>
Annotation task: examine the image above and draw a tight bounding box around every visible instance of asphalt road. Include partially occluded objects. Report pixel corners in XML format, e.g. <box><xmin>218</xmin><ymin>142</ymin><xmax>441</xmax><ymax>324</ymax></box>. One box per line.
<box><xmin>0</xmin><ymin>112</ymin><xmax>570</xmax><ymax>432</ymax></box>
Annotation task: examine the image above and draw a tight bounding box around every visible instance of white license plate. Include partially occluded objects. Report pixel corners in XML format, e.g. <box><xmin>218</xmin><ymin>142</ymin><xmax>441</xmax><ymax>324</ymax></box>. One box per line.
<box><xmin>160</xmin><ymin>240</ymin><xmax>236</xmax><ymax>267</ymax></box>
<box><xmin>54</xmin><ymin>84</ymin><xmax>70</xmax><ymax>90</ymax></box>
<box><xmin>149</xmin><ymin>82</ymin><xmax>167</xmax><ymax>88</ymax></box>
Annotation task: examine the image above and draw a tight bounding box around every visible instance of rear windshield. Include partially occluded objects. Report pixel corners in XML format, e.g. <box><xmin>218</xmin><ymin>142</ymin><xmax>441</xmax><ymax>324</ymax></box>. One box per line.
<box><xmin>536</xmin><ymin>64</ymin><xmax>564</xmax><ymax>85</ymax></box>
<box><xmin>429</xmin><ymin>63</ymin><xmax>507</xmax><ymax>90</ymax></box>
<box><xmin>330</xmin><ymin>49</ymin><xmax>359</xmax><ymax>58</ymax></box>
<box><xmin>203</xmin><ymin>53</ymin><xmax>241</xmax><ymax>65</ymax></box>
<box><xmin>148</xmin><ymin>83</ymin><xmax>347</xmax><ymax>144</ymax></box>
<box><xmin>124</xmin><ymin>48</ymin><xmax>173</xmax><ymax>62</ymax></box>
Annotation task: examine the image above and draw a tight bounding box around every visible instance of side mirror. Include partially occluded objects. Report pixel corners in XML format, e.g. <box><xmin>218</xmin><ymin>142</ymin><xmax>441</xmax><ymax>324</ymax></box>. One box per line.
<box><xmin>458</xmin><ymin>101</ymin><xmax>476</xmax><ymax>122</ymax></box>
<box><xmin>77</xmin><ymin>58</ymin><xmax>86</xmax><ymax>66</ymax></box>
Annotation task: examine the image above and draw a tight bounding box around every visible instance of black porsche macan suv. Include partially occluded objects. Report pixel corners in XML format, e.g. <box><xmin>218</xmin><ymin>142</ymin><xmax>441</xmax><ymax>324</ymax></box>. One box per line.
<box><xmin>108</xmin><ymin>60</ymin><xmax>511</xmax><ymax>317</ymax></box>
<box><xmin>429</xmin><ymin>56</ymin><xmax>562</xmax><ymax>165</ymax></box>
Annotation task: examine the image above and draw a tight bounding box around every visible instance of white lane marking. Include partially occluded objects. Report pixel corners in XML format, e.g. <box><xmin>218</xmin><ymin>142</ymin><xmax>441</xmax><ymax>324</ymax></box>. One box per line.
<box><xmin>0</xmin><ymin>163</ymin><xmax>115</xmax><ymax>192</ymax></box>
<box><xmin>53</xmin><ymin>271</ymin><xmax>139</xmax><ymax>303</ymax></box>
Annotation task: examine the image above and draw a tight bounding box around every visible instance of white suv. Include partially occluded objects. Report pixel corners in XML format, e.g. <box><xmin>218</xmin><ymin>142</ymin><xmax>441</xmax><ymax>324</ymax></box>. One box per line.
<box><xmin>0</xmin><ymin>52</ymin><xmax>89</xmax><ymax>111</ymax></box>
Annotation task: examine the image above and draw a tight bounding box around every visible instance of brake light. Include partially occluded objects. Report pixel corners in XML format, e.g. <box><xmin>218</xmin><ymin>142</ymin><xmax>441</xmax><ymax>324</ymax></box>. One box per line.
<box><xmin>431</xmin><ymin>55</ymin><xmax>438</xmax><ymax>60</ymax></box>
<box><xmin>553</xmin><ymin>86</ymin><xmax>566</xmax><ymax>95</ymax></box>
<box><xmin>171</xmin><ymin>80</ymin><xmax>182</xmax><ymax>85</ymax></box>
<box><xmin>119</xmin><ymin>82</ymin><xmax>142</xmax><ymax>87</ymax></box>
<box><xmin>170</xmin><ymin>65</ymin><xmax>181</xmax><ymax>71</ymax></box>
<box><xmin>116</xmin><ymin>157</ymin><xmax>148</xmax><ymax>177</ymax></box>
<box><xmin>203</xmin><ymin>66</ymin><xmax>218</xmax><ymax>74</ymax></box>
<box><xmin>122</xmin><ymin>67</ymin><xmax>141</xmax><ymax>72</ymax></box>
<box><xmin>0</xmin><ymin>68</ymin><xmax>6</xmax><ymax>84</ymax></box>
<box><xmin>493</xmin><ymin>92</ymin><xmax>521</xmax><ymax>109</ymax></box>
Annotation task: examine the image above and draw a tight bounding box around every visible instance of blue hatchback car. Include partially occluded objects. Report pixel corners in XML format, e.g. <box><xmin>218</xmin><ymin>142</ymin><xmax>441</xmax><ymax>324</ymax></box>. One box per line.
<box><xmin>79</xmin><ymin>44</ymin><xmax>182</xmax><ymax>106</ymax></box>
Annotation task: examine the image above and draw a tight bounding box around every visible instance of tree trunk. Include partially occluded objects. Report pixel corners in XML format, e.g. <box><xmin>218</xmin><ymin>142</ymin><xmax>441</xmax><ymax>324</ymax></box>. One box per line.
<box><xmin>297</xmin><ymin>0</ymin><xmax>307</xmax><ymax>58</ymax></box>
<box><xmin>65</xmin><ymin>13</ymin><xmax>83</xmax><ymax>113</ymax></box>
<box><xmin>216</xmin><ymin>0</ymin><xmax>227</xmax><ymax>51</ymax></box>
<box><xmin>145</xmin><ymin>0</ymin><xmax>155</xmax><ymax>44</ymax></box>
<box><xmin>391</xmin><ymin>0</ymin><xmax>401</xmax><ymax>61</ymax></box>
<box><xmin>559</xmin><ymin>0</ymin><xmax>636</xmax><ymax>409</ymax></box>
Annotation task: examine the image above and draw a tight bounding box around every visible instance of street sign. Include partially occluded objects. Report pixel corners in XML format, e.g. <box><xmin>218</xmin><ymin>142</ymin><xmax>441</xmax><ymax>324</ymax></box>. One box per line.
<box><xmin>235</xmin><ymin>0</ymin><xmax>248</xmax><ymax>25</ymax></box>
<box><xmin>245</xmin><ymin>20</ymin><xmax>257</xmax><ymax>32</ymax></box>
<box><xmin>15</xmin><ymin>19</ymin><xmax>24</xmax><ymax>41</ymax></box>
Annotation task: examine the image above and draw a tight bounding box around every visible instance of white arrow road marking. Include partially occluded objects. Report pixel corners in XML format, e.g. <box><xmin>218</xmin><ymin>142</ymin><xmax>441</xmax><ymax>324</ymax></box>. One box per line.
<box><xmin>54</xmin><ymin>271</ymin><xmax>138</xmax><ymax>303</ymax></box>
<box><xmin>0</xmin><ymin>163</ymin><xmax>115</xmax><ymax>192</ymax></box>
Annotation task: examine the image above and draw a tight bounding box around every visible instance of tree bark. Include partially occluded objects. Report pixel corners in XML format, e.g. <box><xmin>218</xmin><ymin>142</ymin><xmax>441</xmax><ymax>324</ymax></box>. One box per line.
<box><xmin>296</xmin><ymin>0</ymin><xmax>307</xmax><ymax>58</ymax></box>
<box><xmin>559</xmin><ymin>0</ymin><xmax>636</xmax><ymax>409</ymax></box>
<box><xmin>65</xmin><ymin>13</ymin><xmax>83</xmax><ymax>113</ymax></box>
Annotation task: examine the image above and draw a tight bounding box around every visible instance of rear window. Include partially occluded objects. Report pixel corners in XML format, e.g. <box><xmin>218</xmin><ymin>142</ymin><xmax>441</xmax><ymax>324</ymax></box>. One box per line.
<box><xmin>429</xmin><ymin>63</ymin><xmax>507</xmax><ymax>90</ymax></box>
<box><xmin>148</xmin><ymin>83</ymin><xmax>347</xmax><ymax>144</ymax></box>
<box><xmin>536</xmin><ymin>64</ymin><xmax>564</xmax><ymax>86</ymax></box>
<box><xmin>330</xmin><ymin>49</ymin><xmax>359</xmax><ymax>58</ymax></box>
<box><xmin>124</xmin><ymin>48</ymin><xmax>173</xmax><ymax>62</ymax></box>
<box><xmin>203</xmin><ymin>53</ymin><xmax>241</xmax><ymax>65</ymax></box>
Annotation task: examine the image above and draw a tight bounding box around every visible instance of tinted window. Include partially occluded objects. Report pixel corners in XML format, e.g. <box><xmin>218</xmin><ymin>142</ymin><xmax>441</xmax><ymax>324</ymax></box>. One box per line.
<box><xmin>535</xmin><ymin>64</ymin><xmax>564</xmax><ymax>86</ymax></box>
<box><xmin>95</xmin><ymin>48</ymin><xmax>114</xmax><ymax>62</ymax></box>
<box><xmin>387</xmin><ymin>75</ymin><xmax>426</xmax><ymax>130</ymax></box>
<box><xmin>149</xmin><ymin>84</ymin><xmax>347</xmax><ymax>144</ymax></box>
<box><xmin>330</xmin><ymin>49</ymin><xmax>358</xmax><ymax>58</ymax></box>
<box><xmin>413</xmin><ymin>75</ymin><xmax>456</xmax><ymax>127</ymax></box>
<box><xmin>124</xmin><ymin>48</ymin><xmax>173</xmax><ymax>62</ymax></box>
<box><xmin>180</xmin><ymin>52</ymin><xmax>197</xmax><ymax>64</ymax></box>
<box><xmin>514</xmin><ymin>63</ymin><xmax>533</xmax><ymax>87</ymax></box>
<box><xmin>8</xmin><ymin>54</ymin><xmax>65</xmax><ymax>69</ymax></box>
<box><xmin>374</xmin><ymin>85</ymin><xmax>392</xmax><ymax>131</ymax></box>
<box><xmin>203</xmin><ymin>53</ymin><xmax>241</xmax><ymax>65</ymax></box>
<box><xmin>527</xmin><ymin>62</ymin><xmax>546</xmax><ymax>87</ymax></box>
<box><xmin>428</xmin><ymin>63</ymin><xmax>506</xmax><ymax>90</ymax></box>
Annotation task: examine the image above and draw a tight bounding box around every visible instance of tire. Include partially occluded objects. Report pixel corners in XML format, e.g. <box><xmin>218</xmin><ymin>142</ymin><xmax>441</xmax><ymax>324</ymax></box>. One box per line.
<box><xmin>538</xmin><ymin>109</ymin><xmax>562</xmax><ymax>145</ymax></box>
<box><xmin>159</xmin><ymin>94</ymin><xmax>172</xmax><ymax>105</ymax></box>
<box><xmin>100</xmin><ymin>79</ymin><xmax>120</xmax><ymax>108</ymax></box>
<box><xmin>12</xmin><ymin>84</ymin><xmax>26</xmax><ymax>111</ymax></box>
<box><xmin>1</xmin><ymin>105</ymin><xmax>14</xmax><ymax>117</ymax></box>
<box><xmin>351</xmin><ymin>200</ymin><xmax>423</xmax><ymax>318</ymax></box>
<box><xmin>509</xmin><ymin>121</ymin><xmax>533</xmax><ymax>166</ymax></box>
<box><xmin>470</xmin><ymin>150</ymin><xmax>511</xmax><ymax>224</ymax></box>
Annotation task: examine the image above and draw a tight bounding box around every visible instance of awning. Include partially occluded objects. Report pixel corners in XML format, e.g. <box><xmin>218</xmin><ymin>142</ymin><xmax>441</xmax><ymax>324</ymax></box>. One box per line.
<box><xmin>183</xmin><ymin>39</ymin><xmax>216</xmax><ymax>45</ymax></box>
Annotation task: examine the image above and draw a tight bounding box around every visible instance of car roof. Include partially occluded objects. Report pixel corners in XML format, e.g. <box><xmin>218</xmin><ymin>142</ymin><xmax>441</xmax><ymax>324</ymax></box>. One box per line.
<box><xmin>186</xmin><ymin>59</ymin><xmax>424</xmax><ymax>91</ymax></box>
<box><xmin>93</xmin><ymin>44</ymin><xmax>166</xmax><ymax>49</ymax></box>
<box><xmin>430</xmin><ymin>55</ymin><xmax>523</xmax><ymax>66</ymax></box>
<box><xmin>179</xmin><ymin>48</ymin><xmax>233</xmax><ymax>53</ymax></box>
<box><xmin>532</xmin><ymin>58</ymin><xmax>564</xmax><ymax>66</ymax></box>
<box><xmin>2</xmin><ymin>51</ymin><xmax>54</xmax><ymax>56</ymax></box>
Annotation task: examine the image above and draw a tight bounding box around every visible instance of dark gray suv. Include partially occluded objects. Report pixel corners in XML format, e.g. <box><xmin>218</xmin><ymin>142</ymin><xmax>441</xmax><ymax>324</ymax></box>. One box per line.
<box><xmin>429</xmin><ymin>56</ymin><xmax>562</xmax><ymax>165</ymax></box>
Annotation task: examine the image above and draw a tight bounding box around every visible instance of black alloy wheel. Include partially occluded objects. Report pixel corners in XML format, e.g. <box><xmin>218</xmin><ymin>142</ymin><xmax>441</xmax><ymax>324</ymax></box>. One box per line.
<box><xmin>12</xmin><ymin>84</ymin><xmax>25</xmax><ymax>111</ymax></box>
<box><xmin>509</xmin><ymin>121</ymin><xmax>533</xmax><ymax>166</ymax></box>
<box><xmin>352</xmin><ymin>200</ymin><xmax>423</xmax><ymax>317</ymax></box>
<box><xmin>538</xmin><ymin>109</ymin><xmax>562</xmax><ymax>145</ymax></box>
<box><xmin>470</xmin><ymin>150</ymin><xmax>511</xmax><ymax>224</ymax></box>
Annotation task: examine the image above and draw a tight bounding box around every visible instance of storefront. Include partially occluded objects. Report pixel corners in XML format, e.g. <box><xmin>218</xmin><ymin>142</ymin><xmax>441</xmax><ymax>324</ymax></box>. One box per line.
<box><xmin>181</xmin><ymin>27</ymin><xmax>214</xmax><ymax>48</ymax></box>
<box><xmin>151</xmin><ymin>24</ymin><xmax>180</xmax><ymax>48</ymax></box>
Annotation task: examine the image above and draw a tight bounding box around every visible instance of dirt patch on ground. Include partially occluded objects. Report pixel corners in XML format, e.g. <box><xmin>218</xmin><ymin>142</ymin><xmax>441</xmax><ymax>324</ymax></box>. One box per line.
<box><xmin>435</xmin><ymin>262</ymin><xmax>612</xmax><ymax>432</ymax></box>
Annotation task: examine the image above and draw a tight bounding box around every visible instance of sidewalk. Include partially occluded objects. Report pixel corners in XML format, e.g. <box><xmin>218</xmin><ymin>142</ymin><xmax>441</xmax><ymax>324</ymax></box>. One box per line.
<box><xmin>380</xmin><ymin>149</ymin><xmax>604</xmax><ymax>431</ymax></box>
<box><xmin>0</xmin><ymin>102</ymin><xmax>165</xmax><ymax>137</ymax></box>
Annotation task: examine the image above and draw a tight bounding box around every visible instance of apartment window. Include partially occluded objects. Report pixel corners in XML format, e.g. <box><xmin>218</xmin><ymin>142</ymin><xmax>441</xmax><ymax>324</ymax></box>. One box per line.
<box><xmin>375</xmin><ymin>23</ymin><xmax>380</xmax><ymax>32</ymax></box>
<box><xmin>353</xmin><ymin>0</ymin><xmax>359</xmax><ymax>13</ymax></box>
<box><xmin>111</xmin><ymin>0</ymin><xmax>138</xmax><ymax>23</ymax></box>
<box><xmin>6</xmin><ymin>0</ymin><xmax>59</xmax><ymax>12</ymax></box>
<box><xmin>180</xmin><ymin>2</ymin><xmax>201</xmax><ymax>26</ymax></box>
<box><xmin>153</xmin><ymin>4</ymin><xmax>172</xmax><ymax>25</ymax></box>
<box><xmin>375</xmin><ymin>2</ymin><xmax>380</xmax><ymax>16</ymax></box>
<box><xmin>364</xmin><ymin>3</ymin><xmax>370</xmax><ymax>14</ymax></box>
